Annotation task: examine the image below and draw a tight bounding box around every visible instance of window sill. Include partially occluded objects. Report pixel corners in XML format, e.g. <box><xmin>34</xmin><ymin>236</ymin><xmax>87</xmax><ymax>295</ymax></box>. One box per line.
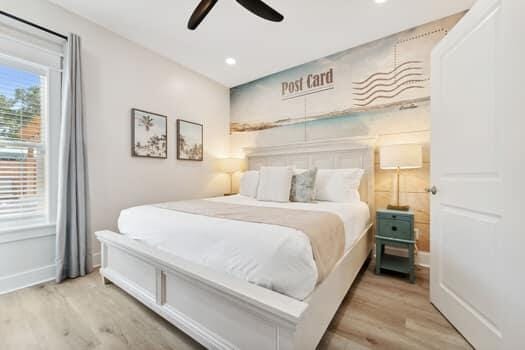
<box><xmin>0</xmin><ymin>223</ymin><xmax>56</xmax><ymax>244</ymax></box>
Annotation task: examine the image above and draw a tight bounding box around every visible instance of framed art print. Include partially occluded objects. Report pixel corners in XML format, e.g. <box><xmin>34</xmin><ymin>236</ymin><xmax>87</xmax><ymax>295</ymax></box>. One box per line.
<box><xmin>177</xmin><ymin>119</ymin><xmax>203</xmax><ymax>161</ymax></box>
<box><xmin>131</xmin><ymin>109</ymin><xmax>167</xmax><ymax>159</ymax></box>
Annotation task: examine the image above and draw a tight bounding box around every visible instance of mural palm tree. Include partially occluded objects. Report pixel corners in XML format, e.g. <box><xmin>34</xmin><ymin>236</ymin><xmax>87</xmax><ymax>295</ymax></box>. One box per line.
<box><xmin>139</xmin><ymin>115</ymin><xmax>154</xmax><ymax>131</ymax></box>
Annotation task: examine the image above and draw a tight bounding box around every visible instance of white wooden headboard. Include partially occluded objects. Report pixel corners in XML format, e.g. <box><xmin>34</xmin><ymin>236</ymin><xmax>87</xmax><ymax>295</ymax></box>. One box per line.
<box><xmin>244</xmin><ymin>137</ymin><xmax>375</xmax><ymax>214</ymax></box>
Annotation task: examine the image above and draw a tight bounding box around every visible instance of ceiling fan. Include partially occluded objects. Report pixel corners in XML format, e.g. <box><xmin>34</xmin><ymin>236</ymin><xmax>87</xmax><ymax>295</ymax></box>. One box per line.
<box><xmin>187</xmin><ymin>0</ymin><xmax>284</xmax><ymax>30</ymax></box>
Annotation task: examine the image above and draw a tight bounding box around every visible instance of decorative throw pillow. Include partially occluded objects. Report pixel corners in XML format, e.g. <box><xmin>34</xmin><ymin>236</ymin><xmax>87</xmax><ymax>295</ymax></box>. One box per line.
<box><xmin>315</xmin><ymin>168</ymin><xmax>364</xmax><ymax>202</ymax></box>
<box><xmin>290</xmin><ymin>168</ymin><xmax>317</xmax><ymax>202</ymax></box>
<box><xmin>239</xmin><ymin>170</ymin><xmax>259</xmax><ymax>198</ymax></box>
<box><xmin>256</xmin><ymin>166</ymin><xmax>294</xmax><ymax>202</ymax></box>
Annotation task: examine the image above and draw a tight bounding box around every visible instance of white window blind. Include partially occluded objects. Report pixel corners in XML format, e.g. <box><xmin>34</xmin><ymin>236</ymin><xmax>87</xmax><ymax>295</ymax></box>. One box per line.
<box><xmin>0</xmin><ymin>63</ymin><xmax>47</xmax><ymax>229</ymax></box>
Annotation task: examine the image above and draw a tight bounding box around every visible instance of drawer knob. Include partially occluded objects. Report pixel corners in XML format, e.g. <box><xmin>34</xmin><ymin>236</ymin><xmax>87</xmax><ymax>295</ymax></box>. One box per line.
<box><xmin>392</xmin><ymin>215</ymin><xmax>397</xmax><ymax>219</ymax></box>
<box><xmin>392</xmin><ymin>226</ymin><xmax>397</xmax><ymax>231</ymax></box>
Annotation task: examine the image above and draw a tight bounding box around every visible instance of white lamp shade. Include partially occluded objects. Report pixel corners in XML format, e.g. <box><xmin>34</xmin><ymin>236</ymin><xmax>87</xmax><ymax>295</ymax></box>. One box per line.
<box><xmin>380</xmin><ymin>144</ymin><xmax>423</xmax><ymax>170</ymax></box>
<box><xmin>218</xmin><ymin>157</ymin><xmax>244</xmax><ymax>173</ymax></box>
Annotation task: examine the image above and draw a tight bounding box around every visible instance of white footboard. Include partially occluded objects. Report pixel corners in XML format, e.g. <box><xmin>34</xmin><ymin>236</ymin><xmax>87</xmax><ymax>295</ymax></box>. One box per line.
<box><xmin>96</xmin><ymin>225</ymin><xmax>373</xmax><ymax>350</ymax></box>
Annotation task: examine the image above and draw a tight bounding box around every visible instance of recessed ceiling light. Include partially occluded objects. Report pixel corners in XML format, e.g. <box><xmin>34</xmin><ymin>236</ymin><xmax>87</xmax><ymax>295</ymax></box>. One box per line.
<box><xmin>225</xmin><ymin>57</ymin><xmax>237</xmax><ymax>66</ymax></box>
<box><xmin>375</xmin><ymin>0</ymin><xmax>388</xmax><ymax>4</ymax></box>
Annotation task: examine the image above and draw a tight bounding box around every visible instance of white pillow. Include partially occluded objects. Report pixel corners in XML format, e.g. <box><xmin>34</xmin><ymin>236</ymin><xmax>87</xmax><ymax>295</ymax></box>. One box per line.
<box><xmin>315</xmin><ymin>168</ymin><xmax>364</xmax><ymax>202</ymax></box>
<box><xmin>239</xmin><ymin>170</ymin><xmax>259</xmax><ymax>198</ymax></box>
<box><xmin>256</xmin><ymin>166</ymin><xmax>294</xmax><ymax>202</ymax></box>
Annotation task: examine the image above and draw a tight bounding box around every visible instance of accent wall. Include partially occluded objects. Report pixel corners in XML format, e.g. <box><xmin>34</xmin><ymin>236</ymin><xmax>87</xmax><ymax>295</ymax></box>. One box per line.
<box><xmin>230</xmin><ymin>12</ymin><xmax>466</xmax><ymax>253</ymax></box>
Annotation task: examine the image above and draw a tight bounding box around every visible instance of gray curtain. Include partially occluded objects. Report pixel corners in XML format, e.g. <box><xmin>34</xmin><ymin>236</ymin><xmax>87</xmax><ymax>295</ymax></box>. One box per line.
<box><xmin>56</xmin><ymin>33</ymin><xmax>91</xmax><ymax>282</ymax></box>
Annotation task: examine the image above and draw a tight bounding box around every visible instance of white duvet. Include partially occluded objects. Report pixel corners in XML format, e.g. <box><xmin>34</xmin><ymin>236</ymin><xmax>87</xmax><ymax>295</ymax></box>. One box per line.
<box><xmin>118</xmin><ymin>195</ymin><xmax>370</xmax><ymax>300</ymax></box>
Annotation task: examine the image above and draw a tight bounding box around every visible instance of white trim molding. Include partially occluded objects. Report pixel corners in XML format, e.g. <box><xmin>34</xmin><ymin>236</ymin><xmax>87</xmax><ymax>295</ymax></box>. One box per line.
<box><xmin>0</xmin><ymin>251</ymin><xmax>106</xmax><ymax>295</ymax></box>
<box><xmin>0</xmin><ymin>264</ymin><xmax>55</xmax><ymax>295</ymax></box>
<box><xmin>415</xmin><ymin>251</ymin><xmax>430</xmax><ymax>268</ymax></box>
<box><xmin>92</xmin><ymin>251</ymin><xmax>101</xmax><ymax>268</ymax></box>
<box><xmin>0</xmin><ymin>224</ymin><xmax>56</xmax><ymax>295</ymax></box>
<box><xmin>386</xmin><ymin>246</ymin><xmax>430</xmax><ymax>268</ymax></box>
<box><xmin>0</xmin><ymin>224</ymin><xmax>56</xmax><ymax>244</ymax></box>
<box><xmin>378</xmin><ymin>246</ymin><xmax>430</xmax><ymax>268</ymax></box>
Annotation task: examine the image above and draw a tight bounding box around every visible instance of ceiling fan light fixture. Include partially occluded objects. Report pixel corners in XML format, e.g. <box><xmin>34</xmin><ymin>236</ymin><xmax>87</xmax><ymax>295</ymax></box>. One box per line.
<box><xmin>187</xmin><ymin>0</ymin><xmax>284</xmax><ymax>30</ymax></box>
<box><xmin>187</xmin><ymin>0</ymin><xmax>218</xmax><ymax>30</ymax></box>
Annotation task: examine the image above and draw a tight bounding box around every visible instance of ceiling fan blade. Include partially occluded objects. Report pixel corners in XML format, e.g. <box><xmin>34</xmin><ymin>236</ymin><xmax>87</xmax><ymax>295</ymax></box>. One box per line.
<box><xmin>236</xmin><ymin>0</ymin><xmax>284</xmax><ymax>22</ymax></box>
<box><xmin>187</xmin><ymin>0</ymin><xmax>218</xmax><ymax>30</ymax></box>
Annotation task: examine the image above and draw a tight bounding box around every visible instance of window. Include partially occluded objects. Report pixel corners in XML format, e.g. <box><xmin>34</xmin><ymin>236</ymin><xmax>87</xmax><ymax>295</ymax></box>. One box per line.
<box><xmin>0</xmin><ymin>63</ymin><xmax>47</xmax><ymax>229</ymax></box>
<box><xmin>0</xmin><ymin>16</ymin><xmax>65</xmax><ymax>235</ymax></box>
<box><xmin>0</xmin><ymin>17</ymin><xmax>63</xmax><ymax>233</ymax></box>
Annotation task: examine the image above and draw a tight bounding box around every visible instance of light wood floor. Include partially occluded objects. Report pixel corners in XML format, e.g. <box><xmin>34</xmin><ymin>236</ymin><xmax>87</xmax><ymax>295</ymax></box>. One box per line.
<box><xmin>0</xmin><ymin>262</ymin><xmax>472</xmax><ymax>350</ymax></box>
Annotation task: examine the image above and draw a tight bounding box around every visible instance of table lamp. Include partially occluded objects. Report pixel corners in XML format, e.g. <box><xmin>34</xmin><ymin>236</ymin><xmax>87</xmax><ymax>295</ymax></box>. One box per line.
<box><xmin>379</xmin><ymin>144</ymin><xmax>422</xmax><ymax>211</ymax></box>
<box><xmin>218</xmin><ymin>157</ymin><xmax>244</xmax><ymax>195</ymax></box>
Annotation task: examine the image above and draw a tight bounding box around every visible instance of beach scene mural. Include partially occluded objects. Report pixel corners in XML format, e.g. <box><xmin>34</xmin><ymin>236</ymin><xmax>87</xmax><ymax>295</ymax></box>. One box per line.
<box><xmin>230</xmin><ymin>12</ymin><xmax>466</xmax><ymax>253</ymax></box>
<box><xmin>230</xmin><ymin>12</ymin><xmax>464</xmax><ymax>151</ymax></box>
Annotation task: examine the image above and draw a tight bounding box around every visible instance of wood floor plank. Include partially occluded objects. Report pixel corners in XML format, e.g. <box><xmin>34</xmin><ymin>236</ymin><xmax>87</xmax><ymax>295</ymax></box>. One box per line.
<box><xmin>0</xmin><ymin>291</ymin><xmax>42</xmax><ymax>350</ymax></box>
<box><xmin>16</xmin><ymin>283</ymin><xmax>100</xmax><ymax>350</ymax></box>
<box><xmin>0</xmin><ymin>263</ymin><xmax>471</xmax><ymax>349</ymax></box>
<box><xmin>58</xmin><ymin>274</ymin><xmax>202</xmax><ymax>350</ymax></box>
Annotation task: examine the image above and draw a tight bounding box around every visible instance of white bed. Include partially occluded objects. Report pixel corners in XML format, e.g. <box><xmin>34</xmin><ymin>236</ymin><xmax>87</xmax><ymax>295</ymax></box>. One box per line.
<box><xmin>118</xmin><ymin>195</ymin><xmax>370</xmax><ymax>300</ymax></box>
<box><xmin>96</xmin><ymin>137</ymin><xmax>375</xmax><ymax>350</ymax></box>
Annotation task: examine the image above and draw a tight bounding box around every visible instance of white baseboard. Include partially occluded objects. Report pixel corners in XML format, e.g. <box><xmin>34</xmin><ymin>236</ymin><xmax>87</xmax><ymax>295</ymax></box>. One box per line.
<box><xmin>0</xmin><ymin>247</ymin><xmax>428</xmax><ymax>296</ymax></box>
<box><xmin>92</xmin><ymin>252</ymin><xmax>101</xmax><ymax>268</ymax></box>
<box><xmin>0</xmin><ymin>252</ymin><xmax>102</xmax><ymax>295</ymax></box>
<box><xmin>415</xmin><ymin>251</ymin><xmax>430</xmax><ymax>268</ymax></box>
<box><xmin>0</xmin><ymin>264</ymin><xmax>55</xmax><ymax>295</ymax></box>
<box><xmin>385</xmin><ymin>246</ymin><xmax>431</xmax><ymax>267</ymax></box>
<box><xmin>375</xmin><ymin>246</ymin><xmax>431</xmax><ymax>268</ymax></box>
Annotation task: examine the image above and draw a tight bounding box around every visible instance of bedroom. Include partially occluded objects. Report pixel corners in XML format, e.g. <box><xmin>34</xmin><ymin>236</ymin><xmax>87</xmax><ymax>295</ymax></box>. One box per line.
<box><xmin>0</xmin><ymin>0</ymin><xmax>523</xmax><ymax>349</ymax></box>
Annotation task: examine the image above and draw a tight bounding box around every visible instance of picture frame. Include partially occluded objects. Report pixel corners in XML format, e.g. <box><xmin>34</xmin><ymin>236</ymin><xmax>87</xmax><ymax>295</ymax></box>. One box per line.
<box><xmin>131</xmin><ymin>108</ymin><xmax>168</xmax><ymax>159</ymax></box>
<box><xmin>176</xmin><ymin>119</ymin><xmax>203</xmax><ymax>161</ymax></box>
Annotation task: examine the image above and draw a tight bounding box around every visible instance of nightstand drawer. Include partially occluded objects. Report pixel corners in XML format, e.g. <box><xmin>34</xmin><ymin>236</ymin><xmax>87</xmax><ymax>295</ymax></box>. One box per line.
<box><xmin>377</xmin><ymin>211</ymin><xmax>412</xmax><ymax>222</ymax></box>
<box><xmin>378</xmin><ymin>219</ymin><xmax>412</xmax><ymax>240</ymax></box>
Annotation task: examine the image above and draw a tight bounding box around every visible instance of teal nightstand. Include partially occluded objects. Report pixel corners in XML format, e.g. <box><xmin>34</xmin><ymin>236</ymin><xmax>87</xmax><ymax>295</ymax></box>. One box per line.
<box><xmin>375</xmin><ymin>209</ymin><xmax>416</xmax><ymax>283</ymax></box>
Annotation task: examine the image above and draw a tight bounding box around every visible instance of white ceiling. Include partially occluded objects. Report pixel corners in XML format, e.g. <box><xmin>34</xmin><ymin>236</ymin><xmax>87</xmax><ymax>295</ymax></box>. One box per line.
<box><xmin>48</xmin><ymin>0</ymin><xmax>474</xmax><ymax>87</ymax></box>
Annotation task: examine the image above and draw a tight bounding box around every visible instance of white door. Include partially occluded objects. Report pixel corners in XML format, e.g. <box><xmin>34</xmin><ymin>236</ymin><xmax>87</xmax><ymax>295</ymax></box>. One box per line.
<box><xmin>430</xmin><ymin>0</ymin><xmax>525</xmax><ymax>349</ymax></box>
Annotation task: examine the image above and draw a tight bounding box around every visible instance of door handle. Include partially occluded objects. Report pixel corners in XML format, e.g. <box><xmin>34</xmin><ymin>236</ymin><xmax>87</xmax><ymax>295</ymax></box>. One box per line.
<box><xmin>425</xmin><ymin>186</ymin><xmax>438</xmax><ymax>195</ymax></box>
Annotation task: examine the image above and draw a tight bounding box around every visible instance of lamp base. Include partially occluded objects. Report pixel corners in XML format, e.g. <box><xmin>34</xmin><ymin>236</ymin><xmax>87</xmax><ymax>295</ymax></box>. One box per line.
<box><xmin>387</xmin><ymin>204</ymin><xmax>410</xmax><ymax>211</ymax></box>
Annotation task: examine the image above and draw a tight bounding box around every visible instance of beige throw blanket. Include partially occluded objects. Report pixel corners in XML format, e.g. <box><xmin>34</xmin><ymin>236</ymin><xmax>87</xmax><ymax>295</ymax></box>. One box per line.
<box><xmin>155</xmin><ymin>200</ymin><xmax>345</xmax><ymax>282</ymax></box>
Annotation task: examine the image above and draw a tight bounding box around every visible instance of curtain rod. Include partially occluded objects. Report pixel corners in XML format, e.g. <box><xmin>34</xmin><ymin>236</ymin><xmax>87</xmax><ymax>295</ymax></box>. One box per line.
<box><xmin>0</xmin><ymin>10</ymin><xmax>68</xmax><ymax>41</ymax></box>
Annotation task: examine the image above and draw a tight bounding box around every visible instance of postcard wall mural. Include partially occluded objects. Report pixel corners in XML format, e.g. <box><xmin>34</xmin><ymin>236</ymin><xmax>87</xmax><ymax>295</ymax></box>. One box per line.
<box><xmin>230</xmin><ymin>12</ymin><xmax>464</xmax><ymax>152</ymax></box>
<box><xmin>230</xmin><ymin>12</ymin><xmax>465</xmax><ymax>253</ymax></box>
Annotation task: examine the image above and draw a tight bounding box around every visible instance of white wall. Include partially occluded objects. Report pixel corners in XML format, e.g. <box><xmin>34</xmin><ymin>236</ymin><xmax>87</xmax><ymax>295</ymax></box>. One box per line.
<box><xmin>0</xmin><ymin>0</ymin><xmax>230</xmax><ymax>293</ymax></box>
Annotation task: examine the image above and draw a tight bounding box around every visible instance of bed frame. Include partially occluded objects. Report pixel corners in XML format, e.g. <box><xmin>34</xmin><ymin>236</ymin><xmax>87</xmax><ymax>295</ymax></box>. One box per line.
<box><xmin>96</xmin><ymin>137</ymin><xmax>375</xmax><ymax>350</ymax></box>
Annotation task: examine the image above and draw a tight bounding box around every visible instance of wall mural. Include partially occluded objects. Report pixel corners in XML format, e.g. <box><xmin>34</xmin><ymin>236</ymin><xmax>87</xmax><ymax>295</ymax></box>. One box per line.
<box><xmin>230</xmin><ymin>12</ymin><xmax>464</xmax><ymax>149</ymax></box>
<box><xmin>230</xmin><ymin>12</ymin><xmax>466</xmax><ymax>253</ymax></box>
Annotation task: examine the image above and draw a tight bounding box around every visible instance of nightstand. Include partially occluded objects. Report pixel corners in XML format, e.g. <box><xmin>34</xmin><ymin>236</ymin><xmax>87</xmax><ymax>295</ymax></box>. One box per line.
<box><xmin>375</xmin><ymin>209</ymin><xmax>416</xmax><ymax>283</ymax></box>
